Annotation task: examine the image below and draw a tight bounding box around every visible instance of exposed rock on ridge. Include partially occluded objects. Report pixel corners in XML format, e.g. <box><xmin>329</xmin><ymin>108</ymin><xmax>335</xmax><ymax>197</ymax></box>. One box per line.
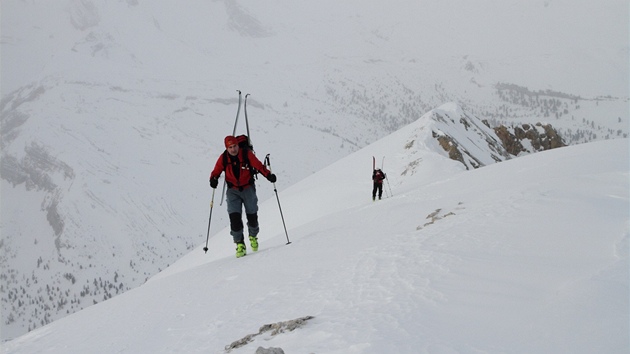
<box><xmin>425</xmin><ymin>103</ymin><xmax>565</xmax><ymax>169</ymax></box>
<box><xmin>494</xmin><ymin>123</ymin><xmax>566</xmax><ymax>156</ymax></box>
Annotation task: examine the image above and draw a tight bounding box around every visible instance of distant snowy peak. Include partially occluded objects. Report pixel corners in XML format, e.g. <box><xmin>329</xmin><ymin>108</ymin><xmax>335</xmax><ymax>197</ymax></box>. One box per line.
<box><xmin>421</xmin><ymin>103</ymin><xmax>510</xmax><ymax>170</ymax></box>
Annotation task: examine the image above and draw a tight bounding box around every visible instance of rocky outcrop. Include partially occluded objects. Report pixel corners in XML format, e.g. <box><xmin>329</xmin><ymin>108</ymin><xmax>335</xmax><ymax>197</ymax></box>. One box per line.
<box><xmin>225</xmin><ymin>316</ymin><xmax>314</xmax><ymax>353</ymax></box>
<box><xmin>434</xmin><ymin>132</ymin><xmax>483</xmax><ymax>169</ymax></box>
<box><xmin>424</xmin><ymin>103</ymin><xmax>565</xmax><ymax>169</ymax></box>
<box><xmin>494</xmin><ymin>123</ymin><xmax>566</xmax><ymax>156</ymax></box>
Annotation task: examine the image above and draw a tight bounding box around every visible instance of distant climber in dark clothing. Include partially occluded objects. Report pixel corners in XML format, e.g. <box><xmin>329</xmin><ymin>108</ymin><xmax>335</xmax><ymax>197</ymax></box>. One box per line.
<box><xmin>372</xmin><ymin>168</ymin><xmax>386</xmax><ymax>201</ymax></box>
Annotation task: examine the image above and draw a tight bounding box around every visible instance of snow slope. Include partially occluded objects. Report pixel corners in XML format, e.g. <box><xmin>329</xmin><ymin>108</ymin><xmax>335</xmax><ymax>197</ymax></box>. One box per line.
<box><xmin>1</xmin><ymin>0</ymin><xmax>628</xmax><ymax>340</ymax></box>
<box><xmin>3</xmin><ymin>114</ymin><xmax>628</xmax><ymax>353</ymax></box>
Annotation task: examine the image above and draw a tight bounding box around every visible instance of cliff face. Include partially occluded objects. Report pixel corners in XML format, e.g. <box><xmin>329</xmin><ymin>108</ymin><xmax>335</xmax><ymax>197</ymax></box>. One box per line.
<box><xmin>420</xmin><ymin>103</ymin><xmax>511</xmax><ymax>171</ymax></box>
<box><xmin>424</xmin><ymin>104</ymin><xmax>566</xmax><ymax>170</ymax></box>
<box><xmin>494</xmin><ymin>123</ymin><xmax>566</xmax><ymax>157</ymax></box>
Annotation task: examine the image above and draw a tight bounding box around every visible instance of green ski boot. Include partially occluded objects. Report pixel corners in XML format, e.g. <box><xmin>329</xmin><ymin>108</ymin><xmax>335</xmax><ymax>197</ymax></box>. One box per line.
<box><xmin>235</xmin><ymin>242</ymin><xmax>247</xmax><ymax>258</ymax></box>
<box><xmin>249</xmin><ymin>236</ymin><xmax>259</xmax><ymax>252</ymax></box>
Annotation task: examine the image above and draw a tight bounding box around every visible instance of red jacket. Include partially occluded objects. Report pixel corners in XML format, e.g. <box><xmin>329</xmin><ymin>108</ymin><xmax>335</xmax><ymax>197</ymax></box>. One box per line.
<box><xmin>210</xmin><ymin>149</ymin><xmax>270</xmax><ymax>189</ymax></box>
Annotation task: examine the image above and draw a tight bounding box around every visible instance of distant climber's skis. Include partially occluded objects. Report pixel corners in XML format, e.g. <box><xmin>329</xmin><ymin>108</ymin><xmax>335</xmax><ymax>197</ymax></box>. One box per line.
<box><xmin>373</xmin><ymin>156</ymin><xmax>385</xmax><ymax>170</ymax></box>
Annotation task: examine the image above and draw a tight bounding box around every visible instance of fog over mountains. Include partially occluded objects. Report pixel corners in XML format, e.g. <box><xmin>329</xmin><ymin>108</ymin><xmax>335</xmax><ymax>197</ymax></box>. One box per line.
<box><xmin>1</xmin><ymin>0</ymin><xmax>628</xmax><ymax>342</ymax></box>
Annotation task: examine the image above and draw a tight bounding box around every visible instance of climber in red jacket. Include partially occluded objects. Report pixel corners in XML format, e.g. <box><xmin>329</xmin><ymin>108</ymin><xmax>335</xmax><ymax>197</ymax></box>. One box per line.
<box><xmin>209</xmin><ymin>135</ymin><xmax>276</xmax><ymax>257</ymax></box>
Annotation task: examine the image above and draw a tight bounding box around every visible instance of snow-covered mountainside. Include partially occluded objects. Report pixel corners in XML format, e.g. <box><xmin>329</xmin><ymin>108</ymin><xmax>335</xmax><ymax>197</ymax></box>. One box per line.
<box><xmin>3</xmin><ymin>120</ymin><xmax>628</xmax><ymax>353</ymax></box>
<box><xmin>1</xmin><ymin>0</ymin><xmax>628</xmax><ymax>340</ymax></box>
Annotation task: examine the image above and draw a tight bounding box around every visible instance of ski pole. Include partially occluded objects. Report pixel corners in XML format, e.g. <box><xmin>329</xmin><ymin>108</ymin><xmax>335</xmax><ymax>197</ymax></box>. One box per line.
<box><xmin>203</xmin><ymin>188</ymin><xmax>216</xmax><ymax>253</ymax></box>
<box><xmin>385</xmin><ymin>175</ymin><xmax>393</xmax><ymax>197</ymax></box>
<box><xmin>381</xmin><ymin>156</ymin><xmax>393</xmax><ymax>198</ymax></box>
<box><xmin>221</xmin><ymin>90</ymin><xmax>242</xmax><ymax>206</ymax></box>
<box><xmin>264</xmin><ymin>154</ymin><xmax>291</xmax><ymax>245</ymax></box>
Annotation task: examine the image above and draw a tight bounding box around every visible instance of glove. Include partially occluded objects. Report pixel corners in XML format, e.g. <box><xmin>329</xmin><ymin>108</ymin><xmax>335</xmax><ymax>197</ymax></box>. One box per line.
<box><xmin>209</xmin><ymin>177</ymin><xmax>218</xmax><ymax>189</ymax></box>
<box><xmin>266</xmin><ymin>173</ymin><xmax>277</xmax><ymax>183</ymax></box>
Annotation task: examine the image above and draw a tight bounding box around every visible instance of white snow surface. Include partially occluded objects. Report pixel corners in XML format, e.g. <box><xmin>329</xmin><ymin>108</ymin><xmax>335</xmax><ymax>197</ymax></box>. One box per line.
<box><xmin>3</xmin><ymin>120</ymin><xmax>628</xmax><ymax>353</ymax></box>
<box><xmin>1</xmin><ymin>0</ymin><xmax>629</xmax><ymax>347</ymax></box>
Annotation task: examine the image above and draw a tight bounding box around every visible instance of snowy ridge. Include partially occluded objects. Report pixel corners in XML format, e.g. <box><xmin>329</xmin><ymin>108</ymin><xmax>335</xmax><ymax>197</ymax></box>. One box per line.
<box><xmin>2</xmin><ymin>0</ymin><xmax>628</xmax><ymax>341</ymax></box>
<box><xmin>3</xmin><ymin>119</ymin><xmax>628</xmax><ymax>352</ymax></box>
<box><xmin>153</xmin><ymin>103</ymin><xmax>479</xmax><ymax>281</ymax></box>
<box><xmin>416</xmin><ymin>102</ymin><xmax>509</xmax><ymax>169</ymax></box>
